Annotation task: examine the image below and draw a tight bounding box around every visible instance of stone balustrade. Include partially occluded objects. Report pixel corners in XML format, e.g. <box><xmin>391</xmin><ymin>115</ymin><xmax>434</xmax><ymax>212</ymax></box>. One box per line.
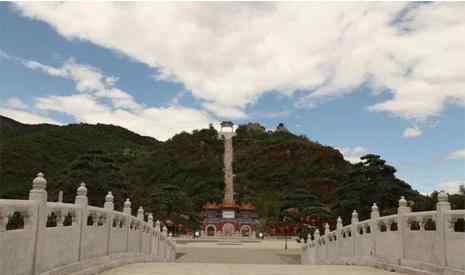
<box><xmin>0</xmin><ymin>173</ymin><xmax>176</xmax><ymax>275</ymax></box>
<box><xmin>301</xmin><ymin>193</ymin><xmax>465</xmax><ymax>275</ymax></box>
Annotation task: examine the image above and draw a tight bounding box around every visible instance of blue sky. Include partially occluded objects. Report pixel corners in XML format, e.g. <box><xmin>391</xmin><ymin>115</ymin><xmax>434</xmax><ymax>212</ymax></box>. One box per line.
<box><xmin>0</xmin><ymin>2</ymin><xmax>464</xmax><ymax>194</ymax></box>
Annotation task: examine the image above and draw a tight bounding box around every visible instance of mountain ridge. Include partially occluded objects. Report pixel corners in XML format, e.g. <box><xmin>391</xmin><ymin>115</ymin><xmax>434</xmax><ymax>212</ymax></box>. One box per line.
<box><xmin>0</xmin><ymin>115</ymin><xmax>430</xmax><ymax>229</ymax></box>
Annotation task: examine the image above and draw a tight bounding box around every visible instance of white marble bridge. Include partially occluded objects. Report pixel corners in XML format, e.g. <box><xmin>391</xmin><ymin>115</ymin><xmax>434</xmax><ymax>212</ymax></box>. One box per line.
<box><xmin>0</xmin><ymin>173</ymin><xmax>464</xmax><ymax>275</ymax></box>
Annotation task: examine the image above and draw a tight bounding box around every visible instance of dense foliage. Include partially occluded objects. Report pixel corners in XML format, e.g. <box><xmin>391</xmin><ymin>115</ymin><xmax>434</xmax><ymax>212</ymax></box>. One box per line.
<box><xmin>1</xmin><ymin>115</ymin><xmax>441</xmax><ymax>229</ymax></box>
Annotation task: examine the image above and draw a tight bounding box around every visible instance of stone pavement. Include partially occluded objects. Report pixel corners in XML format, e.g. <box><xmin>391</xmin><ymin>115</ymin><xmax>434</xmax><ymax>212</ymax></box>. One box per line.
<box><xmin>99</xmin><ymin>239</ymin><xmax>404</xmax><ymax>275</ymax></box>
<box><xmin>99</xmin><ymin>262</ymin><xmax>405</xmax><ymax>275</ymax></box>
<box><xmin>175</xmin><ymin>239</ymin><xmax>300</xmax><ymax>264</ymax></box>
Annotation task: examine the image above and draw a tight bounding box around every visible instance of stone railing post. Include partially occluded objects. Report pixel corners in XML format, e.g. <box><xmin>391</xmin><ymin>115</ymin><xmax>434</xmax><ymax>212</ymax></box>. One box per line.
<box><xmin>75</xmin><ymin>182</ymin><xmax>88</xmax><ymax>262</ymax></box>
<box><xmin>137</xmin><ymin>206</ymin><xmax>144</xmax><ymax>220</ymax></box>
<box><xmin>436</xmin><ymin>191</ymin><xmax>451</xmax><ymax>267</ymax></box>
<box><xmin>314</xmin><ymin>228</ymin><xmax>320</xmax><ymax>263</ymax></box>
<box><xmin>123</xmin><ymin>198</ymin><xmax>132</xmax><ymax>252</ymax></box>
<box><xmin>29</xmin><ymin>172</ymin><xmax>48</xmax><ymax>275</ymax></box>
<box><xmin>123</xmin><ymin>198</ymin><xmax>132</xmax><ymax>215</ymax></box>
<box><xmin>104</xmin><ymin>192</ymin><xmax>114</xmax><ymax>256</ymax></box>
<box><xmin>324</xmin><ymin>223</ymin><xmax>330</xmax><ymax>262</ymax></box>
<box><xmin>148</xmin><ymin>214</ymin><xmax>154</xmax><ymax>227</ymax></box>
<box><xmin>370</xmin><ymin>203</ymin><xmax>380</xmax><ymax>257</ymax></box>
<box><xmin>351</xmin><ymin>210</ymin><xmax>359</xmax><ymax>257</ymax></box>
<box><xmin>162</xmin><ymin>225</ymin><xmax>168</xmax><ymax>261</ymax></box>
<box><xmin>397</xmin><ymin>196</ymin><xmax>411</xmax><ymax>264</ymax></box>
<box><xmin>304</xmin><ymin>232</ymin><xmax>311</xmax><ymax>264</ymax></box>
<box><xmin>155</xmin><ymin>220</ymin><xmax>161</xmax><ymax>258</ymax></box>
<box><xmin>336</xmin><ymin>216</ymin><xmax>343</xmax><ymax>258</ymax></box>
<box><xmin>137</xmin><ymin>206</ymin><xmax>144</xmax><ymax>253</ymax></box>
<box><xmin>148</xmin><ymin>213</ymin><xmax>154</xmax><ymax>257</ymax></box>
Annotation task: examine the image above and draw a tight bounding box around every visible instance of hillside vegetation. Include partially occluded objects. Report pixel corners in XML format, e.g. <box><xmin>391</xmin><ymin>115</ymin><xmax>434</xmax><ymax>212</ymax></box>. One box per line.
<box><xmin>1</xmin><ymin>115</ymin><xmax>436</xmax><ymax>229</ymax></box>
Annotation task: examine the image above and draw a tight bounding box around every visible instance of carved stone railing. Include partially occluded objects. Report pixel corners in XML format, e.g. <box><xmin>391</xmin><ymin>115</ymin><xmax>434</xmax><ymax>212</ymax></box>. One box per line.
<box><xmin>301</xmin><ymin>193</ymin><xmax>465</xmax><ymax>275</ymax></box>
<box><xmin>0</xmin><ymin>173</ymin><xmax>176</xmax><ymax>275</ymax></box>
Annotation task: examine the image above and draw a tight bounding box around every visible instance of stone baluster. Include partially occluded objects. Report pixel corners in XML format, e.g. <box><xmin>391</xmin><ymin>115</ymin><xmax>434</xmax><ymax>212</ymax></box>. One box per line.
<box><xmin>386</xmin><ymin>219</ymin><xmax>392</xmax><ymax>232</ymax></box>
<box><xmin>351</xmin><ymin>210</ymin><xmax>359</xmax><ymax>257</ymax></box>
<box><xmin>324</xmin><ymin>223</ymin><xmax>330</xmax><ymax>235</ymax></box>
<box><xmin>155</xmin><ymin>220</ymin><xmax>161</xmax><ymax>232</ymax></box>
<box><xmin>436</xmin><ymin>191</ymin><xmax>451</xmax><ymax>266</ymax></box>
<box><xmin>162</xmin><ymin>225</ymin><xmax>168</xmax><ymax>261</ymax></box>
<box><xmin>56</xmin><ymin>211</ymin><xmax>64</xmax><ymax>227</ymax></box>
<box><xmin>58</xmin><ymin>190</ymin><xmax>63</xmax><ymax>203</ymax></box>
<box><xmin>163</xmin><ymin>225</ymin><xmax>168</xmax><ymax>237</ymax></box>
<box><xmin>419</xmin><ymin>217</ymin><xmax>425</xmax><ymax>231</ymax></box>
<box><xmin>123</xmin><ymin>198</ymin><xmax>132</xmax><ymax>252</ymax></box>
<box><xmin>148</xmin><ymin>214</ymin><xmax>154</xmax><ymax>257</ymax></box>
<box><xmin>314</xmin><ymin>228</ymin><xmax>321</xmax><ymax>262</ymax></box>
<box><xmin>308</xmin><ymin>229</ymin><xmax>318</xmax><ymax>264</ymax></box>
<box><xmin>137</xmin><ymin>206</ymin><xmax>144</xmax><ymax>252</ymax></box>
<box><xmin>104</xmin><ymin>192</ymin><xmax>114</xmax><ymax>210</ymax></box>
<box><xmin>123</xmin><ymin>198</ymin><xmax>132</xmax><ymax>215</ymax></box>
<box><xmin>397</xmin><ymin>196</ymin><xmax>411</xmax><ymax>264</ymax></box>
<box><xmin>155</xmin><ymin>220</ymin><xmax>161</xmax><ymax>258</ymax></box>
<box><xmin>324</xmin><ymin>223</ymin><xmax>330</xmax><ymax>262</ymax></box>
<box><xmin>91</xmin><ymin>212</ymin><xmax>98</xmax><ymax>227</ymax></box>
<box><xmin>104</xmin><ymin>192</ymin><xmax>114</xmax><ymax>256</ymax></box>
<box><xmin>75</xmin><ymin>182</ymin><xmax>88</xmax><ymax>262</ymax></box>
<box><xmin>370</xmin><ymin>203</ymin><xmax>379</xmax><ymax>257</ymax></box>
<box><xmin>336</xmin><ymin>216</ymin><xmax>343</xmax><ymax>258</ymax></box>
<box><xmin>28</xmin><ymin>172</ymin><xmax>49</xmax><ymax>274</ymax></box>
<box><xmin>137</xmin><ymin>206</ymin><xmax>144</xmax><ymax>220</ymax></box>
<box><xmin>314</xmin><ymin>228</ymin><xmax>320</xmax><ymax>240</ymax></box>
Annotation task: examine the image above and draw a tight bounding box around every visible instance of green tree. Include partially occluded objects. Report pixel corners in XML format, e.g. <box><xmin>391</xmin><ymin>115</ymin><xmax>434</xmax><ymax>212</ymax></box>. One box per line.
<box><xmin>254</xmin><ymin>191</ymin><xmax>282</xmax><ymax>233</ymax></box>
<box><xmin>150</xmin><ymin>183</ymin><xmax>193</xmax><ymax>221</ymax></box>
<box><xmin>334</xmin><ymin>154</ymin><xmax>424</xmax><ymax>221</ymax></box>
<box><xmin>54</xmin><ymin>150</ymin><xmax>130</xmax><ymax>206</ymax></box>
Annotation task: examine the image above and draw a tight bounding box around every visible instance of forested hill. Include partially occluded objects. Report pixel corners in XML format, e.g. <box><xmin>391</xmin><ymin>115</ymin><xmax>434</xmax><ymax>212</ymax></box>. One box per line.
<box><xmin>0</xmin><ymin>115</ymin><xmax>432</xmax><ymax>228</ymax></box>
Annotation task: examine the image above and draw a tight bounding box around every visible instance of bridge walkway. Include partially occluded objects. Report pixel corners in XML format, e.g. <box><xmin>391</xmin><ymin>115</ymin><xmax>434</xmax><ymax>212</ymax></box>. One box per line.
<box><xmin>99</xmin><ymin>239</ymin><xmax>403</xmax><ymax>275</ymax></box>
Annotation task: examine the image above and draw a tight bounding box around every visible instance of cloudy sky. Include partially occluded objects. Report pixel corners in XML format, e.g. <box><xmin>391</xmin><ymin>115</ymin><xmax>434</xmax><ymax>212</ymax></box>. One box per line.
<box><xmin>0</xmin><ymin>2</ymin><xmax>464</xmax><ymax>194</ymax></box>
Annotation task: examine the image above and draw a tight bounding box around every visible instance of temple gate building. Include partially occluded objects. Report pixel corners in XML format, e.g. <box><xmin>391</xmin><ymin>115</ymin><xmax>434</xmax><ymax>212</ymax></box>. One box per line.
<box><xmin>201</xmin><ymin>121</ymin><xmax>257</xmax><ymax>237</ymax></box>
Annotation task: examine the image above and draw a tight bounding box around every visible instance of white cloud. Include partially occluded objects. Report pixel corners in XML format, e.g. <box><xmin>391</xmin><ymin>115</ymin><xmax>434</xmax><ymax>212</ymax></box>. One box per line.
<box><xmin>337</xmin><ymin>146</ymin><xmax>369</xmax><ymax>164</ymax></box>
<box><xmin>402</xmin><ymin>126</ymin><xmax>423</xmax><ymax>138</ymax></box>
<box><xmin>202</xmin><ymin>102</ymin><xmax>247</xmax><ymax>119</ymax></box>
<box><xmin>35</xmin><ymin>94</ymin><xmax>213</xmax><ymax>140</ymax></box>
<box><xmin>12</xmin><ymin>2</ymin><xmax>465</xmax><ymax>120</ymax></box>
<box><xmin>0</xmin><ymin>49</ymin><xmax>10</xmax><ymax>60</ymax></box>
<box><xmin>23</xmin><ymin>60</ymin><xmax>68</xmax><ymax>77</ymax></box>
<box><xmin>18</xmin><ymin>58</ymin><xmax>215</xmax><ymax>140</ymax></box>
<box><xmin>23</xmin><ymin>58</ymin><xmax>143</xmax><ymax>111</ymax></box>
<box><xmin>437</xmin><ymin>180</ymin><xmax>465</xmax><ymax>194</ymax></box>
<box><xmin>0</xmin><ymin>107</ymin><xmax>60</xmax><ymax>125</ymax></box>
<box><xmin>447</xmin><ymin>148</ymin><xmax>465</xmax><ymax>160</ymax></box>
<box><xmin>5</xmin><ymin>97</ymin><xmax>28</xmax><ymax>110</ymax></box>
<box><xmin>0</xmin><ymin>97</ymin><xmax>60</xmax><ymax>124</ymax></box>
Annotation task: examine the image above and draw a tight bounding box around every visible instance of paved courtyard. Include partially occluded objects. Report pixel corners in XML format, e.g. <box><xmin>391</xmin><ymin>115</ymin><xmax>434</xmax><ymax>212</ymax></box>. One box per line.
<box><xmin>175</xmin><ymin>239</ymin><xmax>301</xmax><ymax>264</ymax></box>
<box><xmin>99</xmin><ymin>240</ymin><xmax>404</xmax><ymax>275</ymax></box>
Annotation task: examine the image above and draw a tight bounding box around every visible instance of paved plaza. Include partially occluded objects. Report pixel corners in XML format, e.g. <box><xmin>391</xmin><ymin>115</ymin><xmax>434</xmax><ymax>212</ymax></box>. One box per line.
<box><xmin>175</xmin><ymin>239</ymin><xmax>301</xmax><ymax>264</ymax></box>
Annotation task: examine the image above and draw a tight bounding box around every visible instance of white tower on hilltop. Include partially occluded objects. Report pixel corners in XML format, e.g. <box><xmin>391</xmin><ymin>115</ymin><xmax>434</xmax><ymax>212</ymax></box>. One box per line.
<box><xmin>219</xmin><ymin>121</ymin><xmax>236</xmax><ymax>206</ymax></box>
